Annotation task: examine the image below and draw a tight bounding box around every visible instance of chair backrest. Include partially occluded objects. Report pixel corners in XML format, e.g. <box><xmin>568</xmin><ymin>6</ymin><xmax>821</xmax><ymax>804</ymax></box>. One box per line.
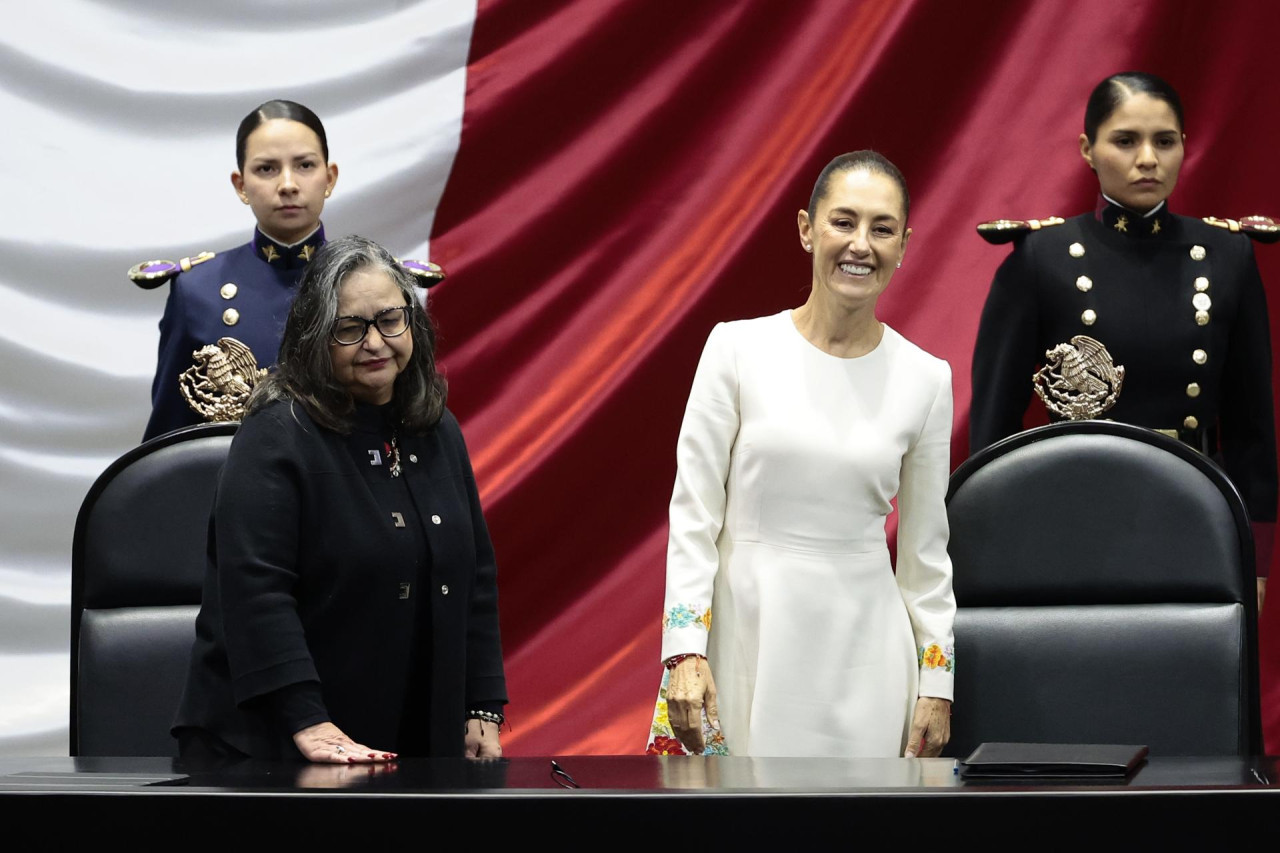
<box><xmin>946</xmin><ymin>420</ymin><xmax>1260</xmax><ymax>757</ymax></box>
<box><xmin>70</xmin><ymin>423</ymin><xmax>237</xmax><ymax>756</ymax></box>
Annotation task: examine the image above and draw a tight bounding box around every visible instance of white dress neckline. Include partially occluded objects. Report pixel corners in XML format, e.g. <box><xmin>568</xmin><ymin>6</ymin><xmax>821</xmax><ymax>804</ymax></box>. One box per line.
<box><xmin>783</xmin><ymin>309</ymin><xmax>892</xmax><ymax>362</ymax></box>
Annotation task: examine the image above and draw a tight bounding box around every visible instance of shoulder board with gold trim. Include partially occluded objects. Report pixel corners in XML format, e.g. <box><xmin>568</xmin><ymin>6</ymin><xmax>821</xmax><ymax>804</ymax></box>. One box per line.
<box><xmin>127</xmin><ymin>251</ymin><xmax>217</xmax><ymax>290</ymax></box>
<box><xmin>1203</xmin><ymin>215</ymin><xmax>1280</xmax><ymax>244</ymax></box>
<box><xmin>976</xmin><ymin>216</ymin><xmax>1065</xmax><ymax>245</ymax></box>
<box><xmin>397</xmin><ymin>258</ymin><xmax>447</xmax><ymax>288</ymax></box>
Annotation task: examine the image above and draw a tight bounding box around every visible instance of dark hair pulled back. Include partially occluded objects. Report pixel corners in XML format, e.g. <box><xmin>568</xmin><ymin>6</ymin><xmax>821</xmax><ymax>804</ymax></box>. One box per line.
<box><xmin>1083</xmin><ymin>72</ymin><xmax>1184</xmax><ymax>143</ymax></box>
<box><xmin>235</xmin><ymin>100</ymin><xmax>329</xmax><ymax>171</ymax></box>
<box><xmin>807</xmin><ymin>150</ymin><xmax>910</xmax><ymax>225</ymax></box>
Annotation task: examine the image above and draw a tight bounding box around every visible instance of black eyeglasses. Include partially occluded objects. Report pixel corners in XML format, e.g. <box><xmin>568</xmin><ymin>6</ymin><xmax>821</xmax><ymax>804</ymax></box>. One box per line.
<box><xmin>330</xmin><ymin>306</ymin><xmax>411</xmax><ymax>346</ymax></box>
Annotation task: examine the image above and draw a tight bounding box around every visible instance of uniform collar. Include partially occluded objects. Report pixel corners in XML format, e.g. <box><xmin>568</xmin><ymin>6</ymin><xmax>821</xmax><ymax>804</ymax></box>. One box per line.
<box><xmin>1094</xmin><ymin>194</ymin><xmax>1170</xmax><ymax>240</ymax></box>
<box><xmin>253</xmin><ymin>224</ymin><xmax>326</xmax><ymax>269</ymax></box>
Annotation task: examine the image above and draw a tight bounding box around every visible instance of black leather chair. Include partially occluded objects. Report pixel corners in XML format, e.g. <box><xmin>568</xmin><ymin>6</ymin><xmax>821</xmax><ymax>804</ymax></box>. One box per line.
<box><xmin>946</xmin><ymin>420</ymin><xmax>1261</xmax><ymax>757</ymax></box>
<box><xmin>70</xmin><ymin>423</ymin><xmax>237</xmax><ymax>756</ymax></box>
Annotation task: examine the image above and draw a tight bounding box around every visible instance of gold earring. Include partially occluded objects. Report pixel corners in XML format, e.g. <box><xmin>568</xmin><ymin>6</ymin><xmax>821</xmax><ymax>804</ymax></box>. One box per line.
<box><xmin>325</xmin><ymin>189</ymin><xmax>331</xmax><ymax>198</ymax></box>
<box><xmin>240</xmin><ymin>194</ymin><xmax>249</xmax><ymax>204</ymax></box>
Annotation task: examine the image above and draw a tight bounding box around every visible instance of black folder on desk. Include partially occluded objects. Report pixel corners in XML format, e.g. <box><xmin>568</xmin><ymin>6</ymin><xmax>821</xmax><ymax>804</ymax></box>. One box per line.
<box><xmin>961</xmin><ymin>742</ymin><xmax>1149</xmax><ymax>778</ymax></box>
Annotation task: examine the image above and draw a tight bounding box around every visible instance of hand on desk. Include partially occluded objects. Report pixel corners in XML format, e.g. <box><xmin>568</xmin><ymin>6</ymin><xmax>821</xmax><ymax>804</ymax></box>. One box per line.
<box><xmin>292</xmin><ymin>721</ymin><xmax>396</xmax><ymax>764</ymax></box>
<box><xmin>667</xmin><ymin>655</ymin><xmax>719</xmax><ymax>754</ymax></box>
<box><xmin>904</xmin><ymin>697</ymin><xmax>951</xmax><ymax>758</ymax></box>
<box><xmin>465</xmin><ymin>718</ymin><xmax>503</xmax><ymax>759</ymax></box>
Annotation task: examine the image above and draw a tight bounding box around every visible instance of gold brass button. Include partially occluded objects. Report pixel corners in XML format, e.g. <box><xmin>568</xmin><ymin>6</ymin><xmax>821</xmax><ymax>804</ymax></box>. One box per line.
<box><xmin>1195</xmin><ymin>311</ymin><xmax>1210</xmax><ymax>326</ymax></box>
<box><xmin>1192</xmin><ymin>293</ymin><xmax>1212</xmax><ymax>311</ymax></box>
<box><xmin>1194</xmin><ymin>276</ymin><xmax>1209</xmax><ymax>292</ymax></box>
<box><xmin>222</xmin><ymin>308</ymin><xmax>240</xmax><ymax>326</ymax></box>
<box><xmin>1069</xmin><ymin>242</ymin><xmax>1085</xmax><ymax>258</ymax></box>
<box><xmin>1184</xmin><ymin>416</ymin><xmax>1199</xmax><ymax>430</ymax></box>
<box><xmin>220</xmin><ymin>283</ymin><xmax>238</xmax><ymax>299</ymax></box>
<box><xmin>1192</xmin><ymin>349</ymin><xmax>1207</xmax><ymax>365</ymax></box>
<box><xmin>1186</xmin><ymin>382</ymin><xmax>1201</xmax><ymax>398</ymax></box>
<box><xmin>1076</xmin><ymin>275</ymin><xmax>1093</xmax><ymax>292</ymax></box>
<box><xmin>1081</xmin><ymin>309</ymin><xmax>1097</xmax><ymax>326</ymax></box>
<box><xmin>1190</xmin><ymin>245</ymin><xmax>1206</xmax><ymax>261</ymax></box>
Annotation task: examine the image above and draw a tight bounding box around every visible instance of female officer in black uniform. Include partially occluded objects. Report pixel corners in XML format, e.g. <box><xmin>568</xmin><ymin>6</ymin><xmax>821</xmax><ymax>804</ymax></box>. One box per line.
<box><xmin>132</xmin><ymin>100</ymin><xmax>337</xmax><ymax>441</ymax></box>
<box><xmin>970</xmin><ymin>72</ymin><xmax>1277</xmax><ymax>602</ymax></box>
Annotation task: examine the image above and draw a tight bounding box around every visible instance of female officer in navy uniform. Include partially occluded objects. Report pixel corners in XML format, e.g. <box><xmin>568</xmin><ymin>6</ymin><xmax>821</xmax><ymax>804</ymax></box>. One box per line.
<box><xmin>132</xmin><ymin>100</ymin><xmax>338</xmax><ymax>441</ymax></box>
<box><xmin>970</xmin><ymin>72</ymin><xmax>1278</xmax><ymax>605</ymax></box>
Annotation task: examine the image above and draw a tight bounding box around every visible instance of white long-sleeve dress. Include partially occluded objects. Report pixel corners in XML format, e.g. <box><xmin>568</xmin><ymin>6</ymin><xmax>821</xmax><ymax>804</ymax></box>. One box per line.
<box><xmin>649</xmin><ymin>311</ymin><xmax>956</xmax><ymax>758</ymax></box>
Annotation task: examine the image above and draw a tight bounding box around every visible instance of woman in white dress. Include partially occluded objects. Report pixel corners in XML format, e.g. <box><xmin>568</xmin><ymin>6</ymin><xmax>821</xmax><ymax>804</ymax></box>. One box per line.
<box><xmin>649</xmin><ymin>151</ymin><xmax>955</xmax><ymax>758</ymax></box>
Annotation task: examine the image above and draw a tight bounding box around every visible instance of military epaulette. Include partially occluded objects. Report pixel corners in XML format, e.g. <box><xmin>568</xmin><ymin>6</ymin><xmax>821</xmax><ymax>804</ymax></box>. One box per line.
<box><xmin>1202</xmin><ymin>216</ymin><xmax>1280</xmax><ymax>244</ymax></box>
<box><xmin>127</xmin><ymin>251</ymin><xmax>217</xmax><ymax>290</ymax></box>
<box><xmin>976</xmin><ymin>217</ymin><xmax>1065</xmax><ymax>245</ymax></box>
<box><xmin>398</xmin><ymin>258</ymin><xmax>447</xmax><ymax>288</ymax></box>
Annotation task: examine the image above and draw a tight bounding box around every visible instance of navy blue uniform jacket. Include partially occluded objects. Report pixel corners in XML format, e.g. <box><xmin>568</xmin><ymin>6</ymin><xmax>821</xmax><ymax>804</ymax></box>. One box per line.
<box><xmin>144</xmin><ymin>227</ymin><xmax>324</xmax><ymax>441</ymax></box>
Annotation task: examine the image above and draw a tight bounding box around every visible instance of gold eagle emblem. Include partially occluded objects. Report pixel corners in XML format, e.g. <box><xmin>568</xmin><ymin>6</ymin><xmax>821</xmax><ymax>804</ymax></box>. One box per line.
<box><xmin>1033</xmin><ymin>335</ymin><xmax>1125</xmax><ymax>420</ymax></box>
<box><xmin>178</xmin><ymin>337</ymin><xmax>268</xmax><ymax>422</ymax></box>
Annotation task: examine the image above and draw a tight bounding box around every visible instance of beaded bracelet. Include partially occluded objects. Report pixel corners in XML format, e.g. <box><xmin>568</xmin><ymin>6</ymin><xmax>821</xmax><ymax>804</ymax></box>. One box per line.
<box><xmin>663</xmin><ymin>653</ymin><xmax>706</xmax><ymax>670</ymax></box>
<box><xmin>467</xmin><ymin>709</ymin><xmax>505</xmax><ymax>726</ymax></box>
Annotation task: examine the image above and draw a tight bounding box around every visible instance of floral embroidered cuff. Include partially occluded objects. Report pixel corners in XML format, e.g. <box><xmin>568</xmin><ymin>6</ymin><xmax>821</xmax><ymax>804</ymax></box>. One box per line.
<box><xmin>918</xmin><ymin>643</ymin><xmax>954</xmax><ymax>673</ymax></box>
<box><xmin>917</xmin><ymin>643</ymin><xmax>955</xmax><ymax>701</ymax></box>
<box><xmin>662</xmin><ymin>603</ymin><xmax>712</xmax><ymax>633</ymax></box>
<box><xmin>660</xmin><ymin>604</ymin><xmax>713</xmax><ymax>661</ymax></box>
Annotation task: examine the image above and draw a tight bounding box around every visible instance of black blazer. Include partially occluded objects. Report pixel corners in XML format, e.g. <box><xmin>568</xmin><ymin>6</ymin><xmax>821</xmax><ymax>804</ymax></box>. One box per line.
<box><xmin>173</xmin><ymin>398</ymin><xmax>507</xmax><ymax>757</ymax></box>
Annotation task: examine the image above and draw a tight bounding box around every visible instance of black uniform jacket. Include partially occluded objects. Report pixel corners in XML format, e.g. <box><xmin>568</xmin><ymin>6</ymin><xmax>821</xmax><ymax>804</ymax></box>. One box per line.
<box><xmin>970</xmin><ymin>200</ymin><xmax>1277</xmax><ymax>528</ymax></box>
<box><xmin>173</xmin><ymin>398</ymin><xmax>507</xmax><ymax>757</ymax></box>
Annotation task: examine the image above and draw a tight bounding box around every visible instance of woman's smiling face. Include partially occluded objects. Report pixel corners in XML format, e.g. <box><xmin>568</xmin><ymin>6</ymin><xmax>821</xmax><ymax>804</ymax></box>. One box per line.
<box><xmin>798</xmin><ymin>168</ymin><xmax>910</xmax><ymax>309</ymax></box>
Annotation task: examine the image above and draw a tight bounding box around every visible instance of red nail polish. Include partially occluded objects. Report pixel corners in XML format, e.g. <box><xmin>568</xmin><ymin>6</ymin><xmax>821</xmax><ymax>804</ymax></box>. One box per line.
<box><xmin>368</xmin><ymin>753</ymin><xmax>377</xmax><ymax>759</ymax></box>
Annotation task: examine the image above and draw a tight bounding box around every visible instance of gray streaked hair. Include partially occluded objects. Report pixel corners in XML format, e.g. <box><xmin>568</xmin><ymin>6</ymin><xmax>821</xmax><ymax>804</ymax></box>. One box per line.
<box><xmin>248</xmin><ymin>234</ymin><xmax>447</xmax><ymax>433</ymax></box>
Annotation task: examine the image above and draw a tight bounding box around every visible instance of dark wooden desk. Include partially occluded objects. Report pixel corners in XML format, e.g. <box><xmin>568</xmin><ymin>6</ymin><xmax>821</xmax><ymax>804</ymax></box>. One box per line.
<box><xmin>2</xmin><ymin>755</ymin><xmax>1276</xmax><ymax>839</ymax></box>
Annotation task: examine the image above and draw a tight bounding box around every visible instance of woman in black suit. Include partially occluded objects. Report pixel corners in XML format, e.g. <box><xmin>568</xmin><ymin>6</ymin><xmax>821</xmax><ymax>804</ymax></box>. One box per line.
<box><xmin>970</xmin><ymin>72</ymin><xmax>1277</xmax><ymax>606</ymax></box>
<box><xmin>174</xmin><ymin>235</ymin><xmax>506</xmax><ymax>762</ymax></box>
